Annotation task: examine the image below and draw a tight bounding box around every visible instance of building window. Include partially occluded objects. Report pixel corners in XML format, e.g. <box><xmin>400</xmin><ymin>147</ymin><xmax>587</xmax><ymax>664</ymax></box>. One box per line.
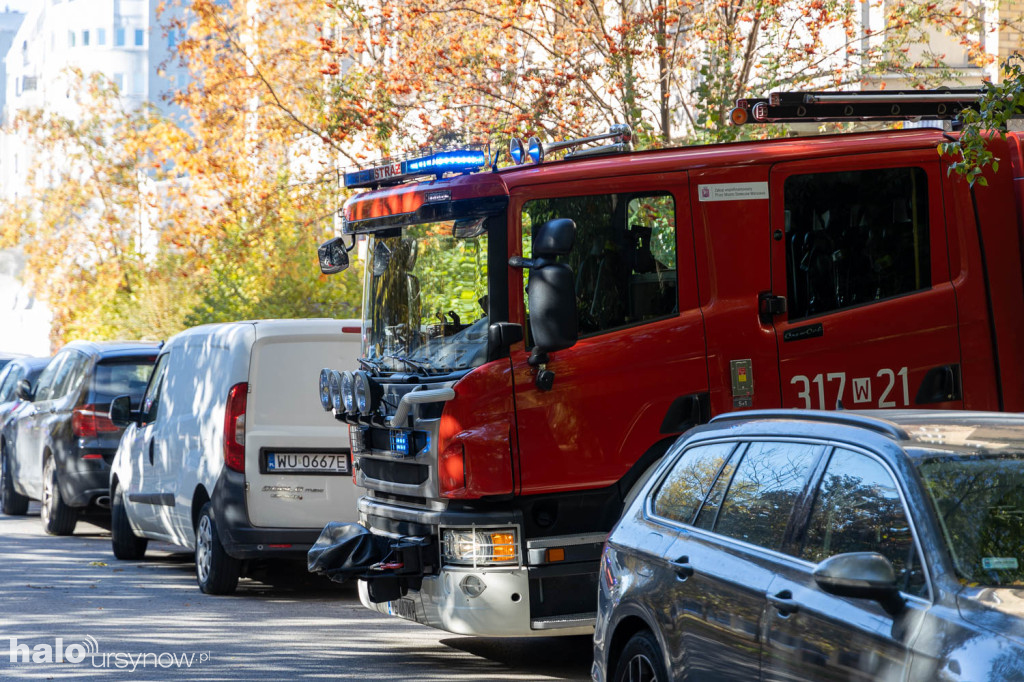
<box><xmin>23</xmin><ymin>76</ymin><xmax>37</xmax><ymax>92</ymax></box>
<box><xmin>115</xmin><ymin>27</ymin><xmax>125</xmax><ymax>47</ymax></box>
<box><xmin>97</xmin><ymin>28</ymin><xmax>106</xmax><ymax>46</ymax></box>
<box><xmin>114</xmin><ymin>73</ymin><xmax>124</xmax><ymax>92</ymax></box>
<box><xmin>82</xmin><ymin>30</ymin><xmax>90</xmax><ymax>46</ymax></box>
<box><xmin>135</xmin><ymin>29</ymin><xmax>144</xmax><ymax>47</ymax></box>
<box><xmin>68</xmin><ymin>30</ymin><xmax>75</xmax><ymax>47</ymax></box>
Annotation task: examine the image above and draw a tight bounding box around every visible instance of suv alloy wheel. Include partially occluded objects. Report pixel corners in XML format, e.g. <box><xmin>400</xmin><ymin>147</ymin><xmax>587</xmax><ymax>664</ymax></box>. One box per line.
<box><xmin>40</xmin><ymin>455</ymin><xmax>77</xmax><ymax>535</ymax></box>
<box><xmin>613</xmin><ymin>630</ymin><xmax>668</xmax><ymax>682</ymax></box>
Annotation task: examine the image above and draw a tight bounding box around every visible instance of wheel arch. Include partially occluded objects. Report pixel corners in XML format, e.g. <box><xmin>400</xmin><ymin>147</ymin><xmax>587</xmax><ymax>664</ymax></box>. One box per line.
<box><xmin>191</xmin><ymin>485</ymin><xmax>211</xmax><ymax>531</ymax></box>
<box><xmin>607</xmin><ymin>614</ymin><xmax>664</xmax><ymax>681</ymax></box>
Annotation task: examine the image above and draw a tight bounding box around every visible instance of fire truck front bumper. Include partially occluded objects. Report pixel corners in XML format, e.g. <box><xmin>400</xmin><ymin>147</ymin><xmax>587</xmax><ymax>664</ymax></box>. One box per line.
<box><xmin>358</xmin><ymin>566</ymin><xmax>594</xmax><ymax>638</ymax></box>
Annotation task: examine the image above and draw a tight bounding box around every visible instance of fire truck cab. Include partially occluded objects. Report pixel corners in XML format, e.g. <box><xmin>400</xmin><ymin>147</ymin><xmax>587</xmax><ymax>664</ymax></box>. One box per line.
<box><xmin>315</xmin><ymin>89</ymin><xmax>1024</xmax><ymax>637</ymax></box>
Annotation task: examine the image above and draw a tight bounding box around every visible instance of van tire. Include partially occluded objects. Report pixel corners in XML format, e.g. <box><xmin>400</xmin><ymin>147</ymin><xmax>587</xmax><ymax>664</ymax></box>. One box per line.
<box><xmin>111</xmin><ymin>486</ymin><xmax>148</xmax><ymax>560</ymax></box>
<box><xmin>1</xmin><ymin>450</ymin><xmax>28</xmax><ymax>516</ymax></box>
<box><xmin>195</xmin><ymin>502</ymin><xmax>240</xmax><ymax>595</ymax></box>
<box><xmin>41</xmin><ymin>456</ymin><xmax>77</xmax><ymax>536</ymax></box>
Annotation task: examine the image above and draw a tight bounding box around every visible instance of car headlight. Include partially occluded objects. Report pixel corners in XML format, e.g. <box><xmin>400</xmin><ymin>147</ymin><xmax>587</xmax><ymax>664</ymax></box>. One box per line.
<box><xmin>318</xmin><ymin>368</ymin><xmax>333</xmax><ymax>412</ymax></box>
<box><xmin>340</xmin><ymin>371</ymin><xmax>356</xmax><ymax>413</ymax></box>
<box><xmin>441</xmin><ymin>527</ymin><xmax>519</xmax><ymax>566</ymax></box>
<box><xmin>328</xmin><ymin>370</ymin><xmax>343</xmax><ymax>412</ymax></box>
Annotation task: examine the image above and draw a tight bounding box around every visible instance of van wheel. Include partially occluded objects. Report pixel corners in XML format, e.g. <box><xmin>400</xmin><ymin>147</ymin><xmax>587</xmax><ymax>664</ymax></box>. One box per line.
<box><xmin>613</xmin><ymin>630</ymin><xmax>669</xmax><ymax>682</ymax></box>
<box><xmin>1</xmin><ymin>449</ymin><xmax>28</xmax><ymax>516</ymax></box>
<box><xmin>195</xmin><ymin>502</ymin><xmax>240</xmax><ymax>595</ymax></box>
<box><xmin>111</xmin><ymin>486</ymin><xmax>148</xmax><ymax>560</ymax></box>
<box><xmin>41</xmin><ymin>456</ymin><xmax>77</xmax><ymax>536</ymax></box>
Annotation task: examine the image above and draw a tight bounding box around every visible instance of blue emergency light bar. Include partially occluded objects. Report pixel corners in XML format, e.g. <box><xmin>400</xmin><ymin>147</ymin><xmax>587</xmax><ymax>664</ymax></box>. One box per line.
<box><xmin>343</xmin><ymin>145</ymin><xmax>489</xmax><ymax>189</ymax></box>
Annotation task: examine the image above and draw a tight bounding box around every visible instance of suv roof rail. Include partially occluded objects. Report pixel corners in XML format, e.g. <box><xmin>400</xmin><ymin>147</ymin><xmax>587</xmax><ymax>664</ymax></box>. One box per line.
<box><xmin>729</xmin><ymin>88</ymin><xmax>1024</xmax><ymax>126</ymax></box>
<box><xmin>709</xmin><ymin>409</ymin><xmax>909</xmax><ymax>440</ymax></box>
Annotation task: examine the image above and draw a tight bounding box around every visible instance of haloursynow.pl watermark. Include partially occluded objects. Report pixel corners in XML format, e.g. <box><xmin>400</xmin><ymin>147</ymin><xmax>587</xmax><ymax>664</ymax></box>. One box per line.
<box><xmin>7</xmin><ymin>636</ymin><xmax>210</xmax><ymax>671</ymax></box>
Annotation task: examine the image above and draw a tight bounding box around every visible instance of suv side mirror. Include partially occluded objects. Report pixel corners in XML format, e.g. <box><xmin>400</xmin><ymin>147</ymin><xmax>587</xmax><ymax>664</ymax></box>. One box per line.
<box><xmin>318</xmin><ymin>237</ymin><xmax>350</xmax><ymax>275</ymax></box>
<box><xmin>109</xmin><ymin>394</ymin><xmax>137</xmax><ymax>428</ymax></box>
<box><xmin>516</xmin><ymin>218</ymin><xmax>578</xmax><ymax>365</ymax></box>
<box><xmin>15</xmin><ymin>379</ymin><xmax>33</xmax><ymax>401</ymax></box>
<box><xmin>813</xmin><ymin>552</ymin><xmax>905</xmax><ymax>615</ymax></box>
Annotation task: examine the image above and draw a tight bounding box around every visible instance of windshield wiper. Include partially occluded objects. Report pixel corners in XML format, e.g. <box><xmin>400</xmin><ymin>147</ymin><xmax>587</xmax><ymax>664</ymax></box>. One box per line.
<box><xmin>358</xmin><ymin>357</ymin><xmax>387</xmax><ymax>376</ymax></box>
<box><xmin>384</xmin><ymin>354</ymin><xmax>432</xmax><ymax>375</ymax></box>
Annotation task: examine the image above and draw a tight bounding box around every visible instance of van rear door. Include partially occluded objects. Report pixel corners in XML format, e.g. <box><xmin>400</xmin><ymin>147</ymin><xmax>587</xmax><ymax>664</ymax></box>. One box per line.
<box><xmin>244</xmin><ymin>323</ymin><xmax>360</xmax><ymax>528</ymax></box>
<box><xmin>768</xmin><ymin>152</ymin><xmax>963</xmax><ymax>410</ymax></box>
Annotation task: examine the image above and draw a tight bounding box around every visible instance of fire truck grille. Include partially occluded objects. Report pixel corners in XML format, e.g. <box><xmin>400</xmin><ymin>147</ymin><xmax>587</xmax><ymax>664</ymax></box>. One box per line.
<box><xmin>360</xmin><ymin>458</ymin><xmax>429</xmax><ymax>486</ymax></box>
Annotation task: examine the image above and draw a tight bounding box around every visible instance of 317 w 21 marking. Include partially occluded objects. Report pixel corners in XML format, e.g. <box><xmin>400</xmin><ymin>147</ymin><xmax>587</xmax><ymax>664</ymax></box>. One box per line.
<box><xmin>790</xmin><ymin>367</ymin><xmax>910</xmax><ymax>409</ymax></box>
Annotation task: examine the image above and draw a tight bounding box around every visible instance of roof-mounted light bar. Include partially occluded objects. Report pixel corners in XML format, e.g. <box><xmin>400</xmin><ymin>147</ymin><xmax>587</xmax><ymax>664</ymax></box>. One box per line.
<box><xmin>507</xmin><ymin>124</ymin><xmax>632</xmax><ymax>166</ymax></box>
<box><xmin>728</xmin><ymin>88</ymin><xmax>1023</xmax><ymax>126</ymax></box>
<box><xmin>343</xmin><ymin>144</ymin><xmax>490</xmax><ymax>189</ymax></box>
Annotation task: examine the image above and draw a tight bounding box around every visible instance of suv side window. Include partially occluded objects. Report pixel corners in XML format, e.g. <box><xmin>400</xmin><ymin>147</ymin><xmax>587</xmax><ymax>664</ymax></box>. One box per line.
<box><xmin>784</xmin><ymin>167</ymin><xmax>929</xmax><ymax>320</ymax></box>
<box><xmin>800</xmin><ymin>448</ymin><xmax>927</xmax><ymax>597</ymax></box>
<box><xmin>653</xmin><ymin>442</ymin><xmax>735</xmax><ymax>524</ymax></box>
<box><xmin>522</xmin><ymin>192</ymin><xmax>677</xmax><ymax>337</ymax></box>
<box><xmin>52</xmin><ymin>351</ymin><xmax>89</xmax><ymax>400</ymax></box>
<box><xmin>33</xmin><ymin>354</ymin><xmax>69</xmax><ymax>401</ymax></box>
<box><xmin>0</xmin><ymin>365</ymin><xmax>21</xmax><ymax>402</ymax></box>
<box><xmin>709</xmin><ymin>441</ymin><xmax>819</xmax><ymax>551</ymax></box>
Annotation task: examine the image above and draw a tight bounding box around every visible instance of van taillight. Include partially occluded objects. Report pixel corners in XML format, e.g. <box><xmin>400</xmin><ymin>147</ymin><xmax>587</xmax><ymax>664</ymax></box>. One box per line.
<box><xmin>72</xmin><ymin>404</ymin><xmax>119</xmax><ymax>438</ymax></box>
<box><xmin>224</xmin><ymin>383</ymin><xmax>247</xmax><ymax>473</ymax></box>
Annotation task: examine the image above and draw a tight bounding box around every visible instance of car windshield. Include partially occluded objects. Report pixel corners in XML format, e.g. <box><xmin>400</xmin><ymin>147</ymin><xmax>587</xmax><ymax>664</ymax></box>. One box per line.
<box><xmin>918</xmin><ymin>451</ymin><xmax>1024</xmax><ymax>586</ymax></box>
<box><xmin>361</xmin><ymin>219</ymin><xmax>490</xmax><ymax>375</ymax></box>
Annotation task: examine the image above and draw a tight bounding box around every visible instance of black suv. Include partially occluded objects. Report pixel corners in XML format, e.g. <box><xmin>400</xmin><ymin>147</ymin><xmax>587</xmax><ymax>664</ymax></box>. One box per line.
<box><xmin>595</xmin><ymin>409</ymin><xmax>1024</xmax><ymax>682</ymax></box>
<box><xmin>1</xmin><ymin>341</ymin><xmax>158</xmax><ymax>534</ymax></box>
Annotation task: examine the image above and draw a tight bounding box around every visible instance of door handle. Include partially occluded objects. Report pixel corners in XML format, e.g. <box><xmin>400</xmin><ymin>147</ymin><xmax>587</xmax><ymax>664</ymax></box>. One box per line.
<box><xmin>669</xmin><ymin>555</ymin><xmax>694</xmax><ymax>580</ymax></box>
<box><xmin>769</xmin><ymin>589</ymin><xmax>800</xmax><ymax>616</ymax></box>
<box><xmin>148</xmin><ymin>440</ymin><xmax>155</xmax><ymax>466</ymax></box>
<box><xmin>758</xmin><ymin>291</ymin><xmax>787</xmax><ymax>323</ymax></box>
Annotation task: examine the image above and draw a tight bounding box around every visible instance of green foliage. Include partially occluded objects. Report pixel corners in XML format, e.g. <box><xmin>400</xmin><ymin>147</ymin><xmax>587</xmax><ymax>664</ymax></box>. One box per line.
<box><xmin>939</xmin><ymin>53</ymin><xmax>1024</xmax><ymax>187</ymax></box>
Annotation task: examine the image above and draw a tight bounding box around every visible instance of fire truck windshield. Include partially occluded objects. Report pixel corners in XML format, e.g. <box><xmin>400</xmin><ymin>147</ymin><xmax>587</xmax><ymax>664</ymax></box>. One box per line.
<box><xmin>362</xmin><ymin>219</ymin><xmax>490</xmax><ymax>375</ymax></box>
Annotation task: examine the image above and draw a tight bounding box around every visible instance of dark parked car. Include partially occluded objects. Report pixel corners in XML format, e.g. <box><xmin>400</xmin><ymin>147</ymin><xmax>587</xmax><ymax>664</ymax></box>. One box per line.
<box><xmin>2</xmin><ymin>341</ymin><xmax>158</xmax><ymax>534</ymax></box>
<box><xmin>594</xmin><ymin>409</ymin><xmax>1024</xmax><ymax>682</ymax></box>
<box><xmin>0</xmin><ymin>356</ymin><xmax>51</xmax><ymax>514</ymax></box>
<box><xmin>0</xmin><ymin>351</ymin><xmax>26</xmax><ymax>373</ymax></box>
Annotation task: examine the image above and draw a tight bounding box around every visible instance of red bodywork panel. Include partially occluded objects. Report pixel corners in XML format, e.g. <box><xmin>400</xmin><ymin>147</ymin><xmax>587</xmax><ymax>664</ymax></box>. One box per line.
<box><xmin>352</xmin><ymin>129</ymin><xmax>1024</xmax><ymax>499</ymax></box>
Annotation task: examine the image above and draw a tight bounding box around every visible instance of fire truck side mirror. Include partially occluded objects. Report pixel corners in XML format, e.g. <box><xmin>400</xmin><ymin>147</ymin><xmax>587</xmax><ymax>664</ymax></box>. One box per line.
<box><xmin>527</xmin><ymin>219</ymin><xmax>579</xmax><ymax>367</ymax></box>
<box><xmin>318</xmin><ymin>237</ymin><xmax>351</xmax><ymax>275</ymax></box>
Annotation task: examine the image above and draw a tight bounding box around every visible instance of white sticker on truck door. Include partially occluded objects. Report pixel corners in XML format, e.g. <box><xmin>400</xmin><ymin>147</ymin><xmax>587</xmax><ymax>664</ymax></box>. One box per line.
<box><xmin>698</xmin><ymin>182</ymin><xmax>769</xmax><ymax>202</ymax></box>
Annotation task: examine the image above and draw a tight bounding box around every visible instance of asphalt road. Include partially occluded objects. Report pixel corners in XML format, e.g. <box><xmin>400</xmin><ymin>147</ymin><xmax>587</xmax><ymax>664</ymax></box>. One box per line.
<box><xmin>0</xmin><ymin>506</ymin><xmax>593</xmax><ymax>680</ymax></box>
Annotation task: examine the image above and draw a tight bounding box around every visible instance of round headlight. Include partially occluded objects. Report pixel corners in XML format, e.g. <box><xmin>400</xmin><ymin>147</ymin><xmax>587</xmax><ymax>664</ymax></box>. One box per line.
<box><xmin>328</xmin><ymin>370</ymin><xmax>343</xmax><ymax>412</ymax></box>
<box><xmin>318</xmin><ymin>368</ymin><xmax>332</xmax><ymax>411</ymax></box>
<box><xmin>354</xmin><ymin>371</ymin><xmax>370</xmax><ymax>415</ymax></box>
<box><xmin>340</xmin><ymin>371</ymin><xmax>356</xmax><ymax>413</ymax></box>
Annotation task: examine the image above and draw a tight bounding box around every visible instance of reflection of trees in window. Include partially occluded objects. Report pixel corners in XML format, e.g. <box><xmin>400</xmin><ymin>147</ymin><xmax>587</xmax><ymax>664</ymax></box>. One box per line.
<box><xmin>920</xmin><ymin>454</ymin><xmax>1024</xmax><ymax>586</ymax></box>
<box><xmin>712</xmin><ymin>442</ymin><xmax>817</xmax><ymax>551</ymax></box>
<box><xmin>653</xmin><ymin>443</ymin><xmax>734</xmax><ymax>524</ymax></box>
<box><xmin>801</xmin><ymin>449</ymin><xmax>926</xmax><ymax>597</ymax></box>
<box><xmin>784</xmin><ymin>167</ymin><xmax>929</xmax><ymax>320</ymax></box>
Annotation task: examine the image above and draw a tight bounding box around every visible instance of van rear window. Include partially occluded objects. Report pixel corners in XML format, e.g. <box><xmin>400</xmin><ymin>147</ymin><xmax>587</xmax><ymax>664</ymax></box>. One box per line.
<box><xmin>91</xmin><ymin>359</ymin><xmax>155</xmax><ymax>407</ymax></box>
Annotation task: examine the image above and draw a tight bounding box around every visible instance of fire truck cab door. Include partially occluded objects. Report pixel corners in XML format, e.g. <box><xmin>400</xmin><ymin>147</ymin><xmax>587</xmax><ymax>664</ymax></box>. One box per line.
<box><xmin>509</xmin><ymin>172</ymin><xmax>707</xmax><ymax>496</ymax></box>
<box><xmin>768</xmin><ymin>152</ymin><xmax>962</xmax><ymax>411</ymax></box>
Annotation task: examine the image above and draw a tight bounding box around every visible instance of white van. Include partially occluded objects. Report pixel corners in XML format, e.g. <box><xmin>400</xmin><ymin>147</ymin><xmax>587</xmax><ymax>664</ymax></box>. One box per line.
<box><xmin>108</xmin><ymin>319</ymin><xmax>361</xmax><ymax>594</ymax></box>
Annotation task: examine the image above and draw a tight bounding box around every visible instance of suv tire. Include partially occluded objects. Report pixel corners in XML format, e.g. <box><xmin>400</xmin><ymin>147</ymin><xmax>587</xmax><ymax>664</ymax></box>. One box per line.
<box><xmin>111</xmin><ymin>486</ymin><xmax>148</xmax><ymax>560</ymax></box>
<box><xmin>613</xmin><ymin>630</ymin><xmax>669</xmax><ymax>682</ymax></box>
<box><xmin>41</xmin><ymin>456</ymin><xmax>77</xmax><ymax>536</ymax></box>
<box><xmin>1</xmin><ymin>449</ymin><xmax>29</xmax><ymax>516</ymax></box>
<box><xmin>195</xmin><ymin>501</ymin><xmax>240</xmax><ymax>595</ymax></box>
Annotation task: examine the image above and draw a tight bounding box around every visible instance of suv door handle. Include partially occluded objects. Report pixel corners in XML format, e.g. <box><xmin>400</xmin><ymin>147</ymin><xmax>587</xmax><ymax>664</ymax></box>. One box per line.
<box><xmin>148</xmin><ymin>440</ymin><xmax>155</xmax><ymax>465</ymax></box>
<box><xmin>769</xmin><ymin>589</ymin><xmax>799</xmax><ymax>616</ymax></box>
<box><xmin>669</xmin><ymin>556</ymin><xmax>694</xmax><ymax>580</ymax></box>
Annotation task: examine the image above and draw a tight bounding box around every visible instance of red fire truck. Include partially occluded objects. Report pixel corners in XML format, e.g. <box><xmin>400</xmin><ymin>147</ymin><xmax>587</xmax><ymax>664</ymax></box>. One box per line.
<box><xmin>314</xmin><ymin>89</ymin><xmax>1024</xmax><ymax>637</ymax></box>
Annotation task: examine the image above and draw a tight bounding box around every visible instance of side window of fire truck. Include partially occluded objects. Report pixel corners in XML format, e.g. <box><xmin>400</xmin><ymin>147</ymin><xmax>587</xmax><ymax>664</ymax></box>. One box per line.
<box><xmin>522</xmin><ymin>192</ymin><xmax>677</xmax><ymax>338</ymax></box>
<box><xmin>784</xmin><ymin>167</ymin><xmax>930</xmax><ymax>320</ymax></box>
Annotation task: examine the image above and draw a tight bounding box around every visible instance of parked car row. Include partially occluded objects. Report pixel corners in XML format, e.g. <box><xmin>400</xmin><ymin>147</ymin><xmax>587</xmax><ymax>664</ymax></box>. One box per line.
<box><xmin>0</xmin><ymin>319</ymin><xmax>361</xmax><ymax>596</ymax></box>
